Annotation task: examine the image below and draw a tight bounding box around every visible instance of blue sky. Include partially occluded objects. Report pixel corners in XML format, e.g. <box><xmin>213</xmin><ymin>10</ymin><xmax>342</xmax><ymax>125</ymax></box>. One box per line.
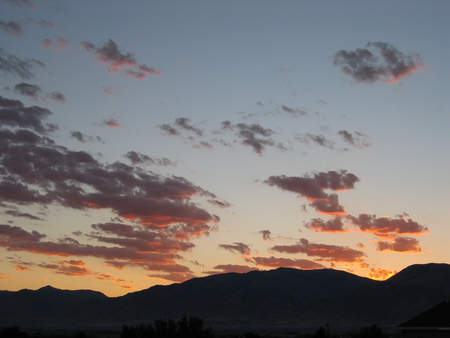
<box><xmin>0</xmin><ymin>0</ymin><xmax>449</xmax><ymax>296</ymax></box>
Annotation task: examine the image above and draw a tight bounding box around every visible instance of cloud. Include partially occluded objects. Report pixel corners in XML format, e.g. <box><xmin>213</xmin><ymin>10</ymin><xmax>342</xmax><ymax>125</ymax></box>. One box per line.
<box><xmin>124</xmin><ymin>151</ymin><xmax>176</xmax><ymax>166</ymax></box>
<box><xmin>333</xmin><ymin>41</ymin><xmax>425</xmax><ymax>84</ymax></box>
<box><xmin>159</xmin><ymin>118</ymin><xmax>203</xmax><ymax>137</ymax></box>
<box><xmin>305</xmin><ymin>217</ymin><xmax>347</xmax><ymax>233</ymax></box>
<box><xmin>219</xmin><ymin>242</ymin><xmax>251</xmax><ymax>256</ymax></box>
<box><xmin>38</xmin><ymin>260</ymin><xmax>92</xmax><ymax>276</ymax></box>
<box><xmin>45</xmin><ymin>91</ymin><xmax>67</xmax><ymax>103</ymax></box>
<box><xmin>280</xmin><ymin>105</ymin><xmax>307</xmax><ymax>116</ymax></box>
<box><xmin>3</xmin><ymin>0</ymin><xmax>36</xmax><ymax>8</ymax></box>
<box><xmin>5</xmin><ymin>210</ymin><xmax>43</xmax><ymax>220</ymax></box>
<box><xmin>270</xmin><ymin>238</ymin><xmax>367</xmax><ymax>264</ymax></box>
<box><xmin>0</xmin><ymin>21</ymin><xmax>24</xmax><ymax>37</ymax></box>
<box><xmin>338</xmin><ymin>130</ymin><xmax>371</xmax><ymax>148</ymax></box>
<box><xmin>0</xmin><ymin>224</ymin><xmax>46</xmax><ymax>241</ymax></box>
<box><xmin>13</xmin><ymin>82</ymin><xmax>41</xmax><ymax>99</ymax></box>
<box><xmin>81</xmin><ymin>39</ymin><xmax>160</xmax><ymax>78</ymax></box>
<box><xmin>367</xmin><ymin>267</ymin><xmax>397</xmax><ymax>280</ymax></box>
<box><xmin>41</xmin><ymin>37</ymin><xmax>70</xmax><ymax>51</ymax></box>
<box><xmin>306</xmin><ymin>214</ymin><xmax>429</xmax><ymax>239</ymax></box>
<box><xmin>295</xmin><ymin>133</ymin><xmax>335</xmax><ymax>149</ymax></box>
<box><xmin>265</xmin><ymin>170</ymin><xmax>359</xmax><ymax>215</ymax></box>
<box><xmin>0</xmin><ymin>96</ymin><xmax>54</xmax><ymax>133</ymax></box>
<box><xmin>259</xmin><ymin>230</ymin><xmax>272</xmax><ymax>241</ymax></box>
<box><xmin>346</xmin><ymin>214</ymin><xmax>429</xmax><ymax>238</ymax></box>
<box><xmin>0</xmin><ymin>48</ymin><xmax>45</xmax><ymax>79</ymax></box>
<box><xmin>102</xmin><ymin>86</ymin><xmax>121</xmax><ymax>96</ymax></box>
<box><xmin>205</xmin><ymin>264</ymin><xmax>259</xmax><ymax>275</ymax></box>
<box><xmin>247</xmin><ymin>256</ymin><xmax>325</xmax><ymax>269</ymax></box>
<box><xmin>375</xmin><ymin>236</ymin><xmax>422</xmax><ymax>253</ymax></box>
<box><xmin>70</xmin><ymin>131</ymin><xmax>103</xmax><ymax>143</ymax></box>
<box><xmin>0</xmin><ymin>97</ymin><xmax>219</xmax><ymax>232</ymax></box>
<box><xmin>100</xmin><ymin>117</ymin><xmax>121</xmax><ymax>127</ymax></box>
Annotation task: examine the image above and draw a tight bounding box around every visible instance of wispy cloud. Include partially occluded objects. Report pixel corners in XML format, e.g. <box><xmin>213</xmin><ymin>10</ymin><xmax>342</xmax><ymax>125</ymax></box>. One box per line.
<box><xmin>0</xmin><ymin>48</ymin><xmax>45</xmax><ymax>79</ymax></box>
<box><xmin>81</xmin><ymin>39</ymin><xmax>161</xmax><ymax>79</ymax></box>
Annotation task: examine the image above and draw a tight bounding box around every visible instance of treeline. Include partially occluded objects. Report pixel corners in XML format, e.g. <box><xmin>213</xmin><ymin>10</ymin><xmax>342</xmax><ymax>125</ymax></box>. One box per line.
<box><xmin>0</xmin><ymin>321</ymin><xmax>390</xmax><ymax>338</ymax></box>
<box><xmin>121</xmin><ymin>317</ymin><xmax>212</xmax><ymax>338</ymax></box>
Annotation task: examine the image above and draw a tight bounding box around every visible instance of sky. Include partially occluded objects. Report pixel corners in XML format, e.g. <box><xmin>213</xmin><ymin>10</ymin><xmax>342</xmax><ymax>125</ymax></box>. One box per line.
<box><xmin>0</xmin><ymin>0</ymin><xmax>449</xmax><ymax>297</ymax></box>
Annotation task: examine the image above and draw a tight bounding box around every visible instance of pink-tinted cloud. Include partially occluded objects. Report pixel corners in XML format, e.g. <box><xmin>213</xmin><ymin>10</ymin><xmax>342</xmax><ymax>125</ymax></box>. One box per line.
<box><xmin>0</xmin><ymin>97</ymin><xmax>221</xmax><ymax>282</ymax></box>
<box><xmin>39</xmin><ymin>259</ymin><xmax>92</xmax><ymax>276</ymax></box>
<box><xmin>270</xmin><ymin>238</ymin><xmax>366</xmax><ymax>264</ymax></box>
<box><xmin>247</xmin><ymin>256</ymin><xmax>325</xmax><ymax>269</ymax></box>
<box><xmin>346</xmin><ymin>214</ymin><xmax>429</xmax><ymax>238</ymax></box>
<box><xmin>41</xmin><ymin>37</ymin><xmax>70</xmax><ymax>51</ymax></box>
<box><xmin>100</xmin><ymin>117</ymin><xmax>121</xmax><ymax>127</ymax></box>
<box><xmin>81</xmin><ymin>39</ymin><xmax>160</xmax><ymax>77</ymax></box>
<box><xmin>306</xmin><ymin>214</ymin><xmax>428</xmax><ymax>239</ymax></box>
<box><xmin>333</xmin><ymin>41</ymin><xmax>425</xmax><ymax>84</ymax></box>
<box><xmin>265</xmin><ymin>170</ymin><xmax>359</xmax><ymax>215</ymax></box>
<box><xmin>16</xmin><ymin>264</ymin><xmax>31</xmax><ymax>271</ymax></box>
<box><xmin>305</xmin><ymin>217</ymin><xmax>347</xmax><ymax>233</ymax></box>
<box><xmin>375</xmin><ymin>236</ymin><xmax>422</xmax><ymax>253</ymax></box>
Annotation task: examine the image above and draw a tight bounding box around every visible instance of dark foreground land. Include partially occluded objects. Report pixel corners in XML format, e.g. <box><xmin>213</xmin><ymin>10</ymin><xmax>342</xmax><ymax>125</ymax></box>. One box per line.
<box><xmin>1</xmin><ymin>263</ymin><xmax>449</xmax><ymax>333</ymax></box>
<box><xmin>0</xmin><ymin>324</ymin><xmax>402</xmax><ymax>338</ymax></box>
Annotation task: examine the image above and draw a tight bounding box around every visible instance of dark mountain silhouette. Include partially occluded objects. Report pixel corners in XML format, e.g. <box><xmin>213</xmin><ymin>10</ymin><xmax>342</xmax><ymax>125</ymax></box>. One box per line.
<box><xmin>1</xmin><ymin>263</ymin><xmax>450</xmax><ymax>332</ymax></box>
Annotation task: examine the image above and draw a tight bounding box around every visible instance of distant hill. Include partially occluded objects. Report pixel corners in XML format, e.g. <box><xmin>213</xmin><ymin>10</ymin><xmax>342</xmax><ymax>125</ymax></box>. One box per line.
<box><xmin>1</xmin><ymin>263</ymin><xmax>450</xmax><ymax>333</ymax></box>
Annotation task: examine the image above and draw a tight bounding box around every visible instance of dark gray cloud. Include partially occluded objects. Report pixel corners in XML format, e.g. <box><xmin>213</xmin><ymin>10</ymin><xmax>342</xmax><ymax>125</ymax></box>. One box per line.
<box><xmin>0</xmin><ymin>21</ymin><xmax>24</xmax><ymax>37</ymax></box>
<box><xmin>3</xmin><ymin>0</ymin><xmax>36</xmax><ymax>8</ymax></box>
<box><xmin>45</xmin><ymin>91</ymin><xmax>67</xmax><ymax>103</ymax></box>
<box><xmin>5</xmin><ymin>209</ymin><xmax>43</xmax><ymax>220</ymax></box>
<box><xmin>70</xmin><ymin>131</ymin><xmax>103</xmax><ymax>143</ymax></box>
<box><xmin>219</xmin><ymin>242</ymin><xmax>251</xmax><ymax>256</ymax></box>
<box><xmin>281</xmin><ymin>105</ymin><xmax>307</xmax><ymax>116</ymax></box>
<box><xmin>0</xmin><ymin>48</ymin><xmax>45</xmax><ymax>79</ymax></box>
<box><xmin>0</xmin><ymin>96</ymin><xmax>54</xmax><ymax>133</ymax></box>
<box><xmin>333</xmin><ymin>41</ymin><xmax>424</xmax><ymax>84</ymax></box>
<box><xmin>338</xmin><ymin>130</ymin><xmax>371</xmax><ymax>148</ymax></box>
<box><xmin>13</xmin><ymin>82</ymin><xmax>41</xmax><ymax>98</ymax></box>
<box><xmin>247</xmin><ymin>256</ymin><xmax>325</xmax><ymax>269</ymax></box>
<box><xmin>259</xmin><ymin>229</ymin><xmax>272</xmax><ymax>241</ymax></box>
<box><xmin>233</xmin><ymin>122</ymin><xmax>286</xmax><ymax>154</ymax></box>
<box><xmin>295</xmin><ymin>133</ymin><xmax>335</xmax><ymax>149</ymax></box>
<box><xmin>124</xmin><ymin>151</ymin><xmax>176</xmax><ymax>166</ymax></box>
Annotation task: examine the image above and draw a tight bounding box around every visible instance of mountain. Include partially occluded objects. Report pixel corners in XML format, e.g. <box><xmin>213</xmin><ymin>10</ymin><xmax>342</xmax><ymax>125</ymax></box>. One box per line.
<box><xmin>1</xmin><ymin>263</ymin><xmax>449</xmax><ymax>333</ymax></box>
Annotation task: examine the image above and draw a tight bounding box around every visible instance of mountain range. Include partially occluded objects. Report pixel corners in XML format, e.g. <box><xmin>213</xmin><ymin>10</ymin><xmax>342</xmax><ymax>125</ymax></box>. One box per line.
<box><xmin>1</xmin><ymin>263</ymin><xmax>450</xmax><ymax>333</ymax></box>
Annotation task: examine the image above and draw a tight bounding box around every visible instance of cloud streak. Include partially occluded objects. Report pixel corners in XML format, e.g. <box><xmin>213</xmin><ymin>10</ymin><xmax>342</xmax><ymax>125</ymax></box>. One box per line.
<box><xmin>81</xmin><ymin>39</ymin><xmax>161</xmax><ymax>78</ymax></box>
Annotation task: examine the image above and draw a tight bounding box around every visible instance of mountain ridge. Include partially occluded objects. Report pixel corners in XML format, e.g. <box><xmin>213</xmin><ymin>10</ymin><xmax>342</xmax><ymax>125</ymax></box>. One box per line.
<box><xmin>1</xmin><ymin>263</ymin><xmax>449</xmax><ymax>332</ymax></box>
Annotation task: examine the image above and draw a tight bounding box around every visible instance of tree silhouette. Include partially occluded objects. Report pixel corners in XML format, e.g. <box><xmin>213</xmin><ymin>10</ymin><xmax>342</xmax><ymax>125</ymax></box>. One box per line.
<box><xmin>120</xmin><ymin>317</ymin><xmax>212</xmax><ymax>338</ymax></box>
<box><xmin>0</xmin><ymin>327</ymin><xmax>29</xmax><ymax>338</ymax></box>
<box><xmin>358</xmin><ymin>324</ymin><xmax>383</xmax><ymax>338</ymax></box>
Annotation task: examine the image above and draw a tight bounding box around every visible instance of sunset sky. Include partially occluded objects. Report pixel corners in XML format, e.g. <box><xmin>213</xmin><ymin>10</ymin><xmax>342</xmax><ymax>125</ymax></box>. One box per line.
<box><xmin>0</xmin><ymin>0</ymin><xmax>449</xmax><ymax>297</ymax></box>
